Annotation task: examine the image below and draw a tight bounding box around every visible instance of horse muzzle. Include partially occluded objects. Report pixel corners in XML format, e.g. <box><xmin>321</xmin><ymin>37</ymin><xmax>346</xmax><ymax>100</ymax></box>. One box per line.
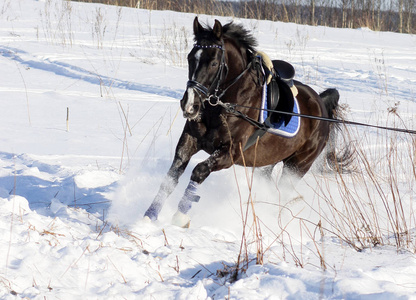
<box><xmin>181</xmin><ymin>87</ymin><xmax>202</xmax><ymax>121</ymax></box>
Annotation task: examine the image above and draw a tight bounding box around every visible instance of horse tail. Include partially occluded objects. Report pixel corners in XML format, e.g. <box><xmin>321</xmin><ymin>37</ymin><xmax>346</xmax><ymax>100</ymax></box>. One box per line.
<box><xmin>320</xmin><ymin>88</ymin><xmax>339</xmax><ymax>120</ymax></box>
<box><xmin>319</xmin><ymin>88</ymin><xmax>355</xmax><ymax>172</ymax></box>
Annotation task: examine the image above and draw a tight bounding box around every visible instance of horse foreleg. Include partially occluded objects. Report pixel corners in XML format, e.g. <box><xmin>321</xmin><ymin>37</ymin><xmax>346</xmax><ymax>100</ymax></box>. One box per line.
<box><xmin>143</xmin><ymin>172</ymin><xmax>179</xmax><ymax>221</ymax></box>
<box><xmin>144</xmin><ymin>132</ymin><xmax>198</xmax><ymax>221</ymax></box>
<box><xmin>172</xmin><ymin>148</ymin><xmax>231</xmax><ymax>227</ymax></box>
<box><xmin>171</xmin><ymin>180</ymin><xmax>200</xmax><ymax>227</ymax></box>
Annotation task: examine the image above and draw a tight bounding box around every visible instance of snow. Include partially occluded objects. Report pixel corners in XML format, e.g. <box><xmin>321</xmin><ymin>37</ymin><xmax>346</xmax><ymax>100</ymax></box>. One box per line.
<box><xmin>1</xmin><ymin>0</ymin><xmax>416</xmax><ymax>299</ymax></box>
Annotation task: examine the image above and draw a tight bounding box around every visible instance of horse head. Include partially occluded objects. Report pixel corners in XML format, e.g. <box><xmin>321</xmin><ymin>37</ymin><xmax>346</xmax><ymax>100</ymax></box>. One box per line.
<box><xmin>181</xmin><ymin>17</ymin><xmax>228</xmax><ymax>121</ymax></box>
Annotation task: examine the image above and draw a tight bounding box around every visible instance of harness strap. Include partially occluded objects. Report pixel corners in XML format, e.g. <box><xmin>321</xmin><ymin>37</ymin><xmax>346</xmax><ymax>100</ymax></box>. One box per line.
<box><xmin>186</xmin><ymin>61</ymin><xmax>253</xmax><ymax>106</ymax></box>
<box><xmin>187</xmin><ymin>80</ymin><xmax>209</xmax><ymax>95</ymax></box>
<box><xmin>221</xmin><ymin>102</ymin><xmax>265</xmax><ymax>129</ymax></box>
<box><xmin>216</xmin><ymin>61</ymin><xmax>253</xmax><ymax>99</ymax></box>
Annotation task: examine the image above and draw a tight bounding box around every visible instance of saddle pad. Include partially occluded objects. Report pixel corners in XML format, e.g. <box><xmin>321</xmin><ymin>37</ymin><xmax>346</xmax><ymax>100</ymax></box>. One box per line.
<box><xmin>259</xmin><ymin>84</ymin><xmax>301</xmax><ymax>138</ymax></box>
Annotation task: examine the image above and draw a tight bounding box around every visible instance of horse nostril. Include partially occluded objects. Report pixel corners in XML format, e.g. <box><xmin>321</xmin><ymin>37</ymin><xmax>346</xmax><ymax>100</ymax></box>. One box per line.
<box><xmin>186</xmin><ymin>105</ymin><xmax>194</xmax><ymax>114</ymax></box>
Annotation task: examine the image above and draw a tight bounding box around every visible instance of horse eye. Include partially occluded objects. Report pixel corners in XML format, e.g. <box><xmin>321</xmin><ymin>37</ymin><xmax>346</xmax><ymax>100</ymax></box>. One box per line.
<box><xmin>211</xmin><ymin>62</ymin><xmax>218</xmax><ymax>67</ymax></box>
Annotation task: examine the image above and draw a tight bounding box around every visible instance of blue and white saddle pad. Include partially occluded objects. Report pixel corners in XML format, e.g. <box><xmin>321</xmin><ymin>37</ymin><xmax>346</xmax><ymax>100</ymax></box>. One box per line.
<box><xmin>259</xmin><ymin>83</ymin><xmax>300</xmax><ymax>138</ymax></box>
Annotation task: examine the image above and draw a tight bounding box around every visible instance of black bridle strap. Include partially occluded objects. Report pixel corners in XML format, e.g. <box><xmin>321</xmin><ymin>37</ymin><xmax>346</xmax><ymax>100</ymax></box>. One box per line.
<box><xmin>187</xmin><ymin>80</ymin><xmax>209</xmax><ymax>95</ymax></box>
<box><xmin>187</xmin><ymin>60</ymin><xmax>253</xmax><ymax>106</ymax></box>
<box><xmin>216</xmin><ymin>61</ymin><xmax>253</xmax><ymax>99</ymax></box>
<box><xmin>186</xmin><ymin>41</ymin><xmax>254</xmax><ymax>105</ymax></box>
<box><xmin>187</xmin><ymin>42</ymin><xmax>227</xmax><ymax>98</ymax></box>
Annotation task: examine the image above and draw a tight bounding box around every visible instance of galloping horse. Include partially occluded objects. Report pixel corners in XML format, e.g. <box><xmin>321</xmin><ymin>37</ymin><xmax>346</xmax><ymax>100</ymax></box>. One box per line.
<box><xmin>144</xmin><ymin>17</ymin><xmax>344</xmax><ymax>227</ymax></box>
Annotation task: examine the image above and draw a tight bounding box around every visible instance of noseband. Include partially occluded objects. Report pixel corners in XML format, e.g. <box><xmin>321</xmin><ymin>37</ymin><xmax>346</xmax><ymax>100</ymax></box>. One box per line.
<box><xmin>186</xmin><ymin>42</ymin><xmax>228</xmax><ymax>106</ymax></box>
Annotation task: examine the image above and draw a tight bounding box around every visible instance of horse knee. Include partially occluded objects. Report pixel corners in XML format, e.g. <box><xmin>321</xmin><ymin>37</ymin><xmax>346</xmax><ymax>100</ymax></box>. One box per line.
<box><xmin>190</xmin><ymin>163</ymin><xmax>211</xmax><ymax>183</ymax></box>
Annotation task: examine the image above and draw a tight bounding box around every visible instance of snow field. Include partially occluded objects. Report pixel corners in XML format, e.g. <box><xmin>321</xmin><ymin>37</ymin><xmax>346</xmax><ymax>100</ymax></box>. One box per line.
<box><xmin>0</xmin><ymin>0</ymin><xmax>415</xmax><ymax>299</ymax></box>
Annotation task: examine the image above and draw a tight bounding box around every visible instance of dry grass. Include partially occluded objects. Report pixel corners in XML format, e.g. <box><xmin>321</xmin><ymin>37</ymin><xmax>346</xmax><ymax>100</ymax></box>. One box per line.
<box><xmin>219</xmin><ymin>109</ymin><xmax>415</xmax><ymax>282</ymax></box>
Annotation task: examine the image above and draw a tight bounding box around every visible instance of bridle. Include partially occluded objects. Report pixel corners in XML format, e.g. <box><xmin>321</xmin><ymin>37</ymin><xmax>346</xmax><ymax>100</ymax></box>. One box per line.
<box><xmin>186</xmin><ymin>41</ymin><xmax>253</xmax><ymax>107</ymax></box>
<box><xmin>186</xmin><ymin>42</ymin><xmax>227</xmax><ymax>107</ymax></box>
<box><xmin>184</xmin><ymin>39</ymin><xmax>265</xmax><ymax>133</ymax></box>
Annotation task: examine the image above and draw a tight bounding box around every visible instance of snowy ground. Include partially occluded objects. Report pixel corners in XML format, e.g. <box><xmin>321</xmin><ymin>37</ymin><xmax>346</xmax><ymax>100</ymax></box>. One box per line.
<box><xmin>1</xmin><ymin>0</ymin><xmax>416</xmax><ymax>299</ymax></box>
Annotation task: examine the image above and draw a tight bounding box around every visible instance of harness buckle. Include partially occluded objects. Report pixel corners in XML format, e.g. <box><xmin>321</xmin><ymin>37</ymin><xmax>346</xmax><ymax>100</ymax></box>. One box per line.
<box><xmin>207</xmin><ymin>95</ymin><xmax>220</xmax><ymax>106</ymax></box>
<box><xmin>223</xmin><ymin>103</ymin><xmax>236</xmax><ymax>113</ymax></box>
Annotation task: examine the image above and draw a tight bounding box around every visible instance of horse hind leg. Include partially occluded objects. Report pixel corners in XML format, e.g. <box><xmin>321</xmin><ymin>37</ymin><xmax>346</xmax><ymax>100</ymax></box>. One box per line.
<box><xmin>277</xmin><ymin>164</ymin><xmax>303</xmax><ymax>206</ymax></box>
<box><xmin>277</xmin><ymin>153</ymin><xmax>316</xmax><ymax>206</ymax></box>
<box><xmin>259</xmin><ymin>164</ymin><xmax>276</xmax><ymax>181</ymax></box>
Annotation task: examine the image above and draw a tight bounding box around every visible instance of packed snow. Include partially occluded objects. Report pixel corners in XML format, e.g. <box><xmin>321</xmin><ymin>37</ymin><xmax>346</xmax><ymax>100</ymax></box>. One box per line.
<box><xmin>1</xmin><ymin>0</ymin><xmax>416</xmax><ymax>299</ymax></box>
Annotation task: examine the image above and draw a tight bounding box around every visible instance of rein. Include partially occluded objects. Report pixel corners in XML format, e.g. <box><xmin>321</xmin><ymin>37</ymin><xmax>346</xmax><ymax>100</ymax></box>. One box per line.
<box><xmin>231</xmin><ymin>103</ymin><xmax>416</xmax><ymax>135</ymax></box>
<box><xmin>186</xmin><ymin>41</ymin><xmax>415</xmax><ymax>136</ymax></box>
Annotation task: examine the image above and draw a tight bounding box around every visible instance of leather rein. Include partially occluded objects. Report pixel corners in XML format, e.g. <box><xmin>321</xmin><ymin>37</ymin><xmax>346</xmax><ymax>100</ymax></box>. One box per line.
<box><xmin>185</xmin><ymin>42</ymin><xmax>416</xmax><ymax>136</ymax></box>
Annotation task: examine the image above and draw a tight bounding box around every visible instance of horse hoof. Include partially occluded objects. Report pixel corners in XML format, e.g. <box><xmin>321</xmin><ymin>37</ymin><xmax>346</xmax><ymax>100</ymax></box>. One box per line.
<box><xmin>171</xmin><ymin>211</ymin><xmax>191</xmax><ymax>228</ymax></box>
<box><xmin>143</xmin><ymin>216</ymin><xmax>152</xmax><ymax>223</ymax></box>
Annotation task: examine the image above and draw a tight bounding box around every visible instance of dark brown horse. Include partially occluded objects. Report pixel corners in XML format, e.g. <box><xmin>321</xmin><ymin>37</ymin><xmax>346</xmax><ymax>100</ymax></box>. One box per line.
<box><xmin>144</xmin><ymin>17</ymin><xmax>344</xmax><ymax>227</ymax></box>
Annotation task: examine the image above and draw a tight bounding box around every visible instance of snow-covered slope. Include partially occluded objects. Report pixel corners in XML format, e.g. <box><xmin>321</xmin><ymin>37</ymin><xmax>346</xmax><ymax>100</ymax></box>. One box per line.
<box><xmin>0</xmin><ymin>1</ymin><xmax>415</xmax><ymax>299</ymax></box>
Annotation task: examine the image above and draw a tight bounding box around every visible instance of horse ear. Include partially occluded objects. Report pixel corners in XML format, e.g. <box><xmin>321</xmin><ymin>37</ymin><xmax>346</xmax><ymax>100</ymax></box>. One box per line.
<box><xmin>213</xmin><ymin>19</ymin><xmax>223</xmax><ymax>39</ymax></box>
<box><xmin>193</xmin><ymin>17</ymin><xmax>204</xmax><ymax>36</ymax></box>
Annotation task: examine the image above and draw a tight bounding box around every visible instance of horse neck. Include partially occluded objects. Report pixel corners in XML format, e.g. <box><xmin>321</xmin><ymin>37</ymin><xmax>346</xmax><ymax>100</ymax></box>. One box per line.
<box><xmin>221</xmin><ymin>40</ymin><xmax>259</xmax><ymax>105</ymax></box>
<box><xmin>224</xmin><ymin>39</ymin><xmax>249</xmax><ymax>80</ymax></box>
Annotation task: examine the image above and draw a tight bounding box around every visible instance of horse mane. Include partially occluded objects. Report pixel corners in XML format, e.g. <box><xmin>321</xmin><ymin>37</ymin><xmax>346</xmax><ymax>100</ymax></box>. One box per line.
<box><xmin>222</xmin><ymin>22</ymin><xmax>258</xmax><ymax>53</ymax></box>
<box><xmin>195</xmin><ymin>21</ymin><xmax>258</xmax><ymax>54</ymax></box>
